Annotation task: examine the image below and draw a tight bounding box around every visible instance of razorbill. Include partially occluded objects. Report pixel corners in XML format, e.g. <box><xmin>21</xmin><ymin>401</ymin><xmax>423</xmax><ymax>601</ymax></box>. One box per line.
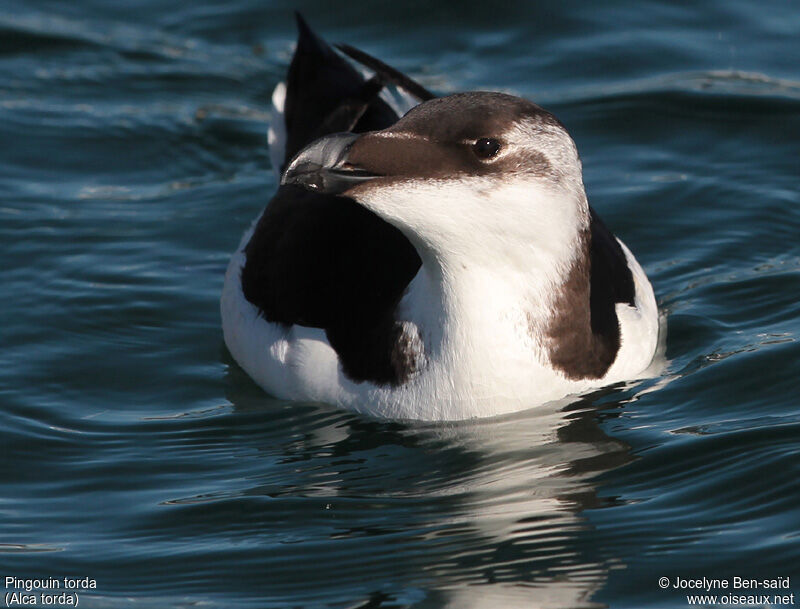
<box><xmin>221</xmin><ymin>15</ymin><xmax>660</xmax><ymax>420</ymax></box>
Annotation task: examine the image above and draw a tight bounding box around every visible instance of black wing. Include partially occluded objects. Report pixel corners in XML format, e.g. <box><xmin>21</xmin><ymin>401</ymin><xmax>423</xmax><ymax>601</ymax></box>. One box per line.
<box><xmin>588</xmin><ymin>205</ymin><xmax>636</xmax><ymax>345</ymax></box>
<box><xmin>241</xmin><ymin>14</ymin><xmax>424</xmax><ymax>385</ymax></box>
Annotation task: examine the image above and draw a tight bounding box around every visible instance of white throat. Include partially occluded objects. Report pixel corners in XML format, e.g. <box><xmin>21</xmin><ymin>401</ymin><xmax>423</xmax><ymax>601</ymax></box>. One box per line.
<box><xmin>386</xmin><ymin>181</ymin><xmax>589</xmax><ymax>417</ymax></box>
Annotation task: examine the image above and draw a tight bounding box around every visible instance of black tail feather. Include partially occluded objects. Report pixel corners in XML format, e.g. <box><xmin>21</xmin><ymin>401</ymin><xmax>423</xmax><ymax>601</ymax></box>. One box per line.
<box><xmin>336</xmin><ymin>43</ymin><xmax>436</xmax><ymax>102</ymax></box>
<box><xmin>283</xmin><ymin>14</ymin><xmax>399</xmax><ymax>168</ymax></box>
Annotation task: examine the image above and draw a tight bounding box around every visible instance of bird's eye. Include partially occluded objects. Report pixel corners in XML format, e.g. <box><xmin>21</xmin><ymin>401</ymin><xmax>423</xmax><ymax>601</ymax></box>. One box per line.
<box><xmin>473</xmin><ymin>138</ymin><xmax>501</xmax><ymax>160</ymax></box>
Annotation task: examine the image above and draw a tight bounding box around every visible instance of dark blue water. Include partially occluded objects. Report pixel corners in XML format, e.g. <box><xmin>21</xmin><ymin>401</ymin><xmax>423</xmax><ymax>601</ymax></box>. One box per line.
<box><xmin>2</xmin><ymin>1</ymin><xmax>799</xmax><ymax>607</ymax></box>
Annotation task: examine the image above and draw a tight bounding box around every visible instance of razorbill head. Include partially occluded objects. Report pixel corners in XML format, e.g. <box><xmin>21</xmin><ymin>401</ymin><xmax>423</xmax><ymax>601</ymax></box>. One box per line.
<box><xmin>221</xmin><ymin>16</ymin><xmax>661</xmax><ymax>420</ymax></box>
<box><xmin>283</xmin><ymin>92</ymin><xmax>587</xmax><ymax>282</ymax></box>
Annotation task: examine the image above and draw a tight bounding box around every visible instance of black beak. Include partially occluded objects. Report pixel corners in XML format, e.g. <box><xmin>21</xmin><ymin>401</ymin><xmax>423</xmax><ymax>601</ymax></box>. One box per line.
<box><xmin>280</xmin><ymin>132</ymin><xmax>380</xmax><ymax>195</ymax></box>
